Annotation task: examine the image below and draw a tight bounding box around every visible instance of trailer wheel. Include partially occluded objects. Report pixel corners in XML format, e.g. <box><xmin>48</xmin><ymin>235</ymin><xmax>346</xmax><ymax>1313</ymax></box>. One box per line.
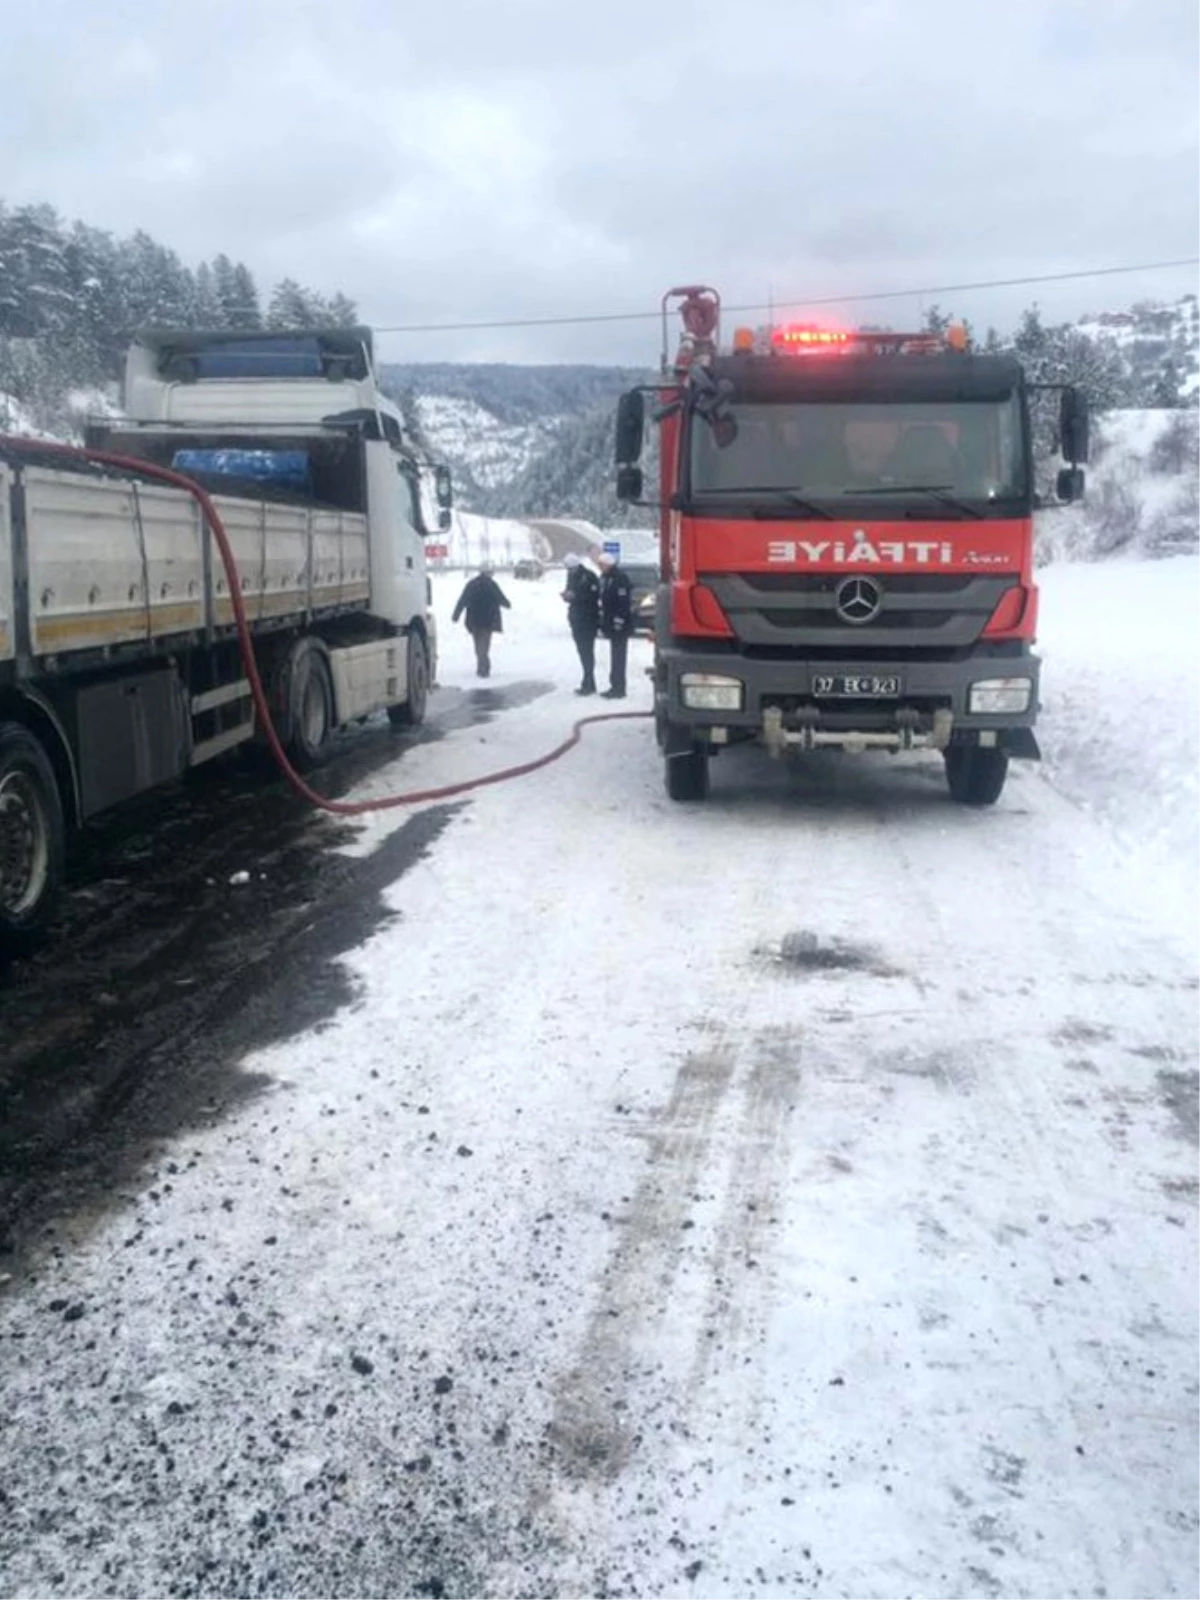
<box><xmin>944</xmin><ymin>745</ymin><xmax>1009</xmax><ymax>807</ymax></box>
<box><xmin>388</xmin><ymin>634</ymin><xmax>429</xmax><ymax>728</ymax></box>
<box><xmin>665</xmin><ymin>744</ymin><xmax>710</xmax><ymax>802</ymax></box>
<box><xmin>0</xmin><ymin>722</ymin><xmax>65</xmax><ymax>945</ymax></box>
<box><xmin>288</xmin><ymin>648</ymin><xmax>334</xmax><ymax>768</ymax></box>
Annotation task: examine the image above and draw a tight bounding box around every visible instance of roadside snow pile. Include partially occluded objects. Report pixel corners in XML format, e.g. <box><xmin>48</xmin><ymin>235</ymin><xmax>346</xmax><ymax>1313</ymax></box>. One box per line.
<box><xmin>1037</xmin><ymin>408</ymin><xmax>1199</xmax><ymax>563</ymax></box>
<box><xmin>1037</xmin><ymin>554</ymin><xmax>1199</xmax><ymax>930</ymax></box>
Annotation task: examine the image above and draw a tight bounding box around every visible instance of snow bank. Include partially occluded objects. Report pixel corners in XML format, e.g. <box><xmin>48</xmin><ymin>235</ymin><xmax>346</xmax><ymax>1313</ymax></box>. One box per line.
<box><xmin>1037</xmin><ymin>554</ymin><xmax>1199</xmax><ymax>935</ymax></box>
<box><xmin>1037</xmin><ymin>408</ymin><xmax>1198</xmax><ymax>563</ymax></box>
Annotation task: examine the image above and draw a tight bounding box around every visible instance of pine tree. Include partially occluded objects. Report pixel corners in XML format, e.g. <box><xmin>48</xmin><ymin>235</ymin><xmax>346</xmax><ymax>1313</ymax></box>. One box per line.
<box><xmin>116</xmin><ymin>231</ymin><xmax>195</xmax><ymax>333</ymax></box>
<box><xmin>0</xmin><ymin>204</ymin><xmax>75</xmax><ymax>337</ymax></box>
<box><xmin>266</xmin><ymin>278</ymin><xmax>316</xmax><ymax>330</ymax></box>
<box><xmin>192</xmin><ymin>261</ymin><xmax>222</xmax><ymax>327</ymax></box>
<box><xmin>327</xmin><ymin>292</ymin><xmax>359</xmax><ymax>327</ymax></box>
<box><xmin>228</xmin><ymin>263</ymin><xmax>262</xmax><ymax>328</ymax></box>
<box><xmin>265</xmin><ymin>279</ymin><xmax>341</xmax><ymax>329</ymax></box>
<box><xmin>212</xmin><ymin>255</ymin><xmax>241</xmax><ymax>326</ymax></box>
<box><xmin>1149</xmin><ymin>360</ymin><xmax>1183</xmax><ymax>409</ymax></box>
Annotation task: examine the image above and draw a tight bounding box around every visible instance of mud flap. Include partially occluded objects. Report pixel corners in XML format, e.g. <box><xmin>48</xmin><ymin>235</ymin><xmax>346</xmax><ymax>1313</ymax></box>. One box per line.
<box><xmin>660</xmin><ymin>718</ymin><xmax>699</xmax><ymax>758</ymax></box>
<box><xmin>1001</xmin><ymin>727</ymin><xmax>1041</xmax><ymax>760</ymax></box>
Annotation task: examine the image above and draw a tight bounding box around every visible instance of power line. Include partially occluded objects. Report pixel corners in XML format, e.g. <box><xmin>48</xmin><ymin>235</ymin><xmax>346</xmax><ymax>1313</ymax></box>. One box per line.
<box><xmin>371</xmin><ymin>256</ymin><xmax>1199</xmax><ymax>336</ymax></box>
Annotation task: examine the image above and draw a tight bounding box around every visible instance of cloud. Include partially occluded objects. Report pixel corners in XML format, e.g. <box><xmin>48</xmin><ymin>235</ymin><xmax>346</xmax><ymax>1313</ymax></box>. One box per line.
<box><xmin>1</xmin><ymin>0</ymin><xmax>1195</xmax><ymax>362</ymax></box>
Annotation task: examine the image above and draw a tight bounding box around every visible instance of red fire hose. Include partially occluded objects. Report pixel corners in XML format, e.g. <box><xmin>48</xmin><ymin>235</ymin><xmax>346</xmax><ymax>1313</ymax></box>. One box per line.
<box><xmin>1</xmin><ymin>436</ymin><xmax>650</xmax><ymax>816</ymax></box>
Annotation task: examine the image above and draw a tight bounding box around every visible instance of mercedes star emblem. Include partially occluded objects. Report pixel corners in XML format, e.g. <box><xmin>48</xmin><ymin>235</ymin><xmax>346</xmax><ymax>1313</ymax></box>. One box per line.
<box><xmin>835</xmin><ymin>575</ymin><xmax>883</xmax><ymax>625</ymax></box>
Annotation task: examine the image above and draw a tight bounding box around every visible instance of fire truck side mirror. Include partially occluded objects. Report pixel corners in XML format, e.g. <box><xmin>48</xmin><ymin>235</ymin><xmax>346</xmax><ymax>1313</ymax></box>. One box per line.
<box><xmin>615</xmin><ymin>391</ymin><xmax>646</xmax><ymax>464</ymax></box>
<box><xmin>1059</xmin><ymin>387</ymin><xmax>1090</xmax><ymax>464</ymax></box>
<box><xmin>1055</xmin><ymin>467</ymin><xmax>1086</xmax><ymax>504</ymax></box>
<box><xmin>616</xmin><ymin>464</ymin><xmax>644</xmax><ymax>503</ymax></box>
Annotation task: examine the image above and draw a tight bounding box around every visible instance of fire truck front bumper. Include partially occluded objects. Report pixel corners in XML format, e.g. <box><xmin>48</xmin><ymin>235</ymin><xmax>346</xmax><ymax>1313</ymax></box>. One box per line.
<box><xmin>656</xmin><ymin>647</ymin><xmax>1041</xmax><ymax>759</ymax></box>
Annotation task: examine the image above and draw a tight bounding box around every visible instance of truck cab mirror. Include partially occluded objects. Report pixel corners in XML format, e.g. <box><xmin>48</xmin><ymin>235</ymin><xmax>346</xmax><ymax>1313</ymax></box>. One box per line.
<box><xmin>1056</xmin><ymin>466</ymin><xmax>1086</xmax><ymax>504</ymax></box>
<box><xmin>616</xmin><ymin>464</ymin><xmax>644</xmax><ymax>502</ymax></box>
<box><xmin>434</xmin><ymin>464</ymin><xmax>453</xmax><ymax>509</ymax></box>
<box><xmin>615</xmin><ymin>391</ymin><xmax>646</xmax><ymax>465</ymax></box>
<box><xmin>1059</xmin><ymin>387</ymin><xmax>1090</xmax><ymax>464</ymax></box>
<box><xmin>438</xmin><ymin>506</ymin><xmax>452</xmax><ymax>531</ymax></box>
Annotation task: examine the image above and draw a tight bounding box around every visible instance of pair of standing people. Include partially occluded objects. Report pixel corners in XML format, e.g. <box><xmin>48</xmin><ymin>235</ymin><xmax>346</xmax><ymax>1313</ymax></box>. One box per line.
<box><xmin>562</xmin><ymin>552</ymin><xmax>633</xmax><ymax>699</ymax></box>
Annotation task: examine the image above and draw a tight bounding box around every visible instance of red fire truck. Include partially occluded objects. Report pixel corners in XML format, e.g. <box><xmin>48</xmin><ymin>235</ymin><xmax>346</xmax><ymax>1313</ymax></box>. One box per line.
<box><xmin>615</xmin><ymin>286</ymin><xmax>1088</xmax><ymax>804</ymax></box>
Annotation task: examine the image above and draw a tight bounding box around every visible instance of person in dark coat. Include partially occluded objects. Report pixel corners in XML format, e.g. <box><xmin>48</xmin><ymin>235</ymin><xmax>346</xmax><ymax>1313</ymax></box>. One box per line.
<box><xmin>597</xmin><ymin>552</ymin><xmax>634</xmax><ymax>699</ymax></box>
<box><xmin>561</xmin><ymin>553</ymin><xmax>601</xmax><ymax>696</ymax></box>
<box><xmin>452</xmin><ymin>564</ymin><xmax>511</xmax><ymax>678</ymax></box>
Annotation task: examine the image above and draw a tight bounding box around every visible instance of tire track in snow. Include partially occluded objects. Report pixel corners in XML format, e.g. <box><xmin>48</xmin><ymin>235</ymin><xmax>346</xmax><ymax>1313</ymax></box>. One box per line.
<box><xmin>545</xmin><ymin>1033</ymin><xmax>737</xmax><ymax>1481</ymax></box>
<box><xmin>685</xmin><ymin>1024</ymin><xmax>803</xmax><ymax>1405</ymax></box>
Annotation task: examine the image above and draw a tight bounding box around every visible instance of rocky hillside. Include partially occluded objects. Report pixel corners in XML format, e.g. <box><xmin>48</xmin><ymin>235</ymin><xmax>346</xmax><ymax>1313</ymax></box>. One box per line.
<box><xmin>379</xmin><ymin>362</ymin><xmax>654</xmax><ymax>530</ymax></box>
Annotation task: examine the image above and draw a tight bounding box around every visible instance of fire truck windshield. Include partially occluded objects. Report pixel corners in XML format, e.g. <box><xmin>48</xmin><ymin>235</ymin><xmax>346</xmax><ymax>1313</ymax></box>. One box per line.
<box><xmin>688</xmin><ymin>396</ymin><xmax>1027</xmax><ymax>512</ymax></box>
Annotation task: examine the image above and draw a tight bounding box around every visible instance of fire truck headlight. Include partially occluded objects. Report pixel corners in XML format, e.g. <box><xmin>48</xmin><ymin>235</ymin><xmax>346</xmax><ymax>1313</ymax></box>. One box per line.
<box><xmin>681</xmin><ymin>674</ymin><xmax>744</xmax><ymax>711</ymax></box>
<box><xmin>969</xmin><ymin>677</ymin><xmax>1032</xmax><ymax>714</ymax></box>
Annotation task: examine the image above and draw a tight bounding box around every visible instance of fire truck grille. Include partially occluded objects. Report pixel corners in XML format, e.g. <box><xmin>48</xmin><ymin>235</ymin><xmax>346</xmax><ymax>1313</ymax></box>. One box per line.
<box><xmin>702</xmin><ymin>572</ymin><xmax>1016</xmax><ymax>650</ymax></box>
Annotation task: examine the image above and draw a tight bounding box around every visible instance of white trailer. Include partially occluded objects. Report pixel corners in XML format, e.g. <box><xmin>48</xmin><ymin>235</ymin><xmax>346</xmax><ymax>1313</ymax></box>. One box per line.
<box><xmin>0</xmin><ymin>326</ymin><xmax>452</xmax><ymax>941</ymax></box>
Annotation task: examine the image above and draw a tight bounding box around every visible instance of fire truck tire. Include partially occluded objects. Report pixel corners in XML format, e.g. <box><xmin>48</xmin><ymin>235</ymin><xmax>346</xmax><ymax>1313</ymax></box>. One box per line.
<box><xmin>944</xmin><ymin>745</ymin><xmax>1009</xmax><ymax>806</ymax></box>
<box><xmin>388</xmin><ymin>633</ymin><xmax>429</xmax><ymax>728</ymax></box>
<box><xmin>665</xmin><ymin>743</ymin><xmax>710</xmax><ymax>802</ymax></box>
<box><xmin>0</xmin><ymin>722</ymin><xmax>65</xmax><ymax>946</ymax></box>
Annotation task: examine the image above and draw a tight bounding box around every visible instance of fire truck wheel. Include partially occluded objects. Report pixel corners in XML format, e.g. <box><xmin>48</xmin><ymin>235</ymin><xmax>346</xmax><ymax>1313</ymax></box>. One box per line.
<box><xmin>0</xmin><ymin>722</ymin><xmax>65</xmax><ymax>946</ymax></box>
<box><xmin>665</xmin><ymin>743</ymin><xmax>710</xmax><ymax>802</ymax></box>
<box><xmin>944</xmin><ymin>745</ymin><xmax>1009</xmax><ymax>806</ymax></box>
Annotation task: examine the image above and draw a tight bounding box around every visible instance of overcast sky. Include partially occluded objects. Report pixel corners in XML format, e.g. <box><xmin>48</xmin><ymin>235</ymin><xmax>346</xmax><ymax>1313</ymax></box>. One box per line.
<box><xmin>1</xmin><ymin>0</ymin><xmax>1196</xmax><ymax>364</ymax></box>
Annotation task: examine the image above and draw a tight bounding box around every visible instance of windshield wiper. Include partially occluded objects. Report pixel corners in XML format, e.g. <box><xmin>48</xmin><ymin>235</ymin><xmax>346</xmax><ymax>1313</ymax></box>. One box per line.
<box><xmin>847</xmin><ymin>484</ymin><xmax>985</xmax><ymax>519</ymax></box>
<box><xmin>692</xmin><ymin>487</ymin><xmax>835</xmax><ymax>520</ymax></box>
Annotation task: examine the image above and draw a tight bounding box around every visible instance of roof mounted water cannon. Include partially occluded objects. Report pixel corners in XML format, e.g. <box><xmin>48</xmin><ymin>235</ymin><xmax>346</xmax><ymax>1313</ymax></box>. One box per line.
<box><xmin>663</xmin><ymin>286</ymin><xmax>721</xmax><ymax>372</ymax></box>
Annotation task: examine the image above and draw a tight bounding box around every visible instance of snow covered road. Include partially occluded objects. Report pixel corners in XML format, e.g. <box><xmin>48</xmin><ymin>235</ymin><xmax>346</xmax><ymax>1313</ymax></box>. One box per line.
<box><xmin>1</xmin><ymin>564</ymin><xmax>1196</xmax><ymax>1599</ymax></box>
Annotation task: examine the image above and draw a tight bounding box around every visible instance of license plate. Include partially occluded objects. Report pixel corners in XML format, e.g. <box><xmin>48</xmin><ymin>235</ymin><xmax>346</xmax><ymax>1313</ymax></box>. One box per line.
<box><xmin>813</xmin><ymin>674</ymin><xmax>902</xmax><ymax>698</ymax></box>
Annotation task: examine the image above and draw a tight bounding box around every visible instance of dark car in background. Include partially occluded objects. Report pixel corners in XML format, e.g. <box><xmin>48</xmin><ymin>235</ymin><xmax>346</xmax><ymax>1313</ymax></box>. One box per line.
<box><xmin>622</xmin><ymin>561</ymin><xmax>660</xmax><ymax>635</ymax></box>
<box><xmin>513</xmin><ymin>557</ymin><xmax>544</xmax><ymax>579</ymax></box>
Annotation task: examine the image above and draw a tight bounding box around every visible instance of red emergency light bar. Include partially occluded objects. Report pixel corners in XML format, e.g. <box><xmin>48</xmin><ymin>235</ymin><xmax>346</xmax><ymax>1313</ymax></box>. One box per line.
<box><xmin>771</xmin><ymin>325</ymin><xmax>851</xmax><ymax>348</ymax></box>
<box><xmin>747</xmin><ymin>323</ymin><xmax>966</xmax><ymax>357</ymax></box>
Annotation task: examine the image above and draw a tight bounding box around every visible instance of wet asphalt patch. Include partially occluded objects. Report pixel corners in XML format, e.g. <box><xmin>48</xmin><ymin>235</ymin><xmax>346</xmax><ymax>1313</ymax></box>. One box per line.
<box><xmin>0</xmin><ymin>801</ymin><xmax>460</xmax><ymax>1265</ymax></box>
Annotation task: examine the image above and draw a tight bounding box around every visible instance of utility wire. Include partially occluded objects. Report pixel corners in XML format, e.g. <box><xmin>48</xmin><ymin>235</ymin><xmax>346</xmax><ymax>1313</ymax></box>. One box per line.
<box><xmin>371</xmin><ymin>257</ymin><xmax>1200</xmax><ymax>336</ymax></box>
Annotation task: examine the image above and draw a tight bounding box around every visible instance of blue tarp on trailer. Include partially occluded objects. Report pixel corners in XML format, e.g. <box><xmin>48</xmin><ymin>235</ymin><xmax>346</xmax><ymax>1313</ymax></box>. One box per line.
<box><xmin>172</xmin><ymin>449</ymin><xmax>314</xmax><ymax>495</ymax></box>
